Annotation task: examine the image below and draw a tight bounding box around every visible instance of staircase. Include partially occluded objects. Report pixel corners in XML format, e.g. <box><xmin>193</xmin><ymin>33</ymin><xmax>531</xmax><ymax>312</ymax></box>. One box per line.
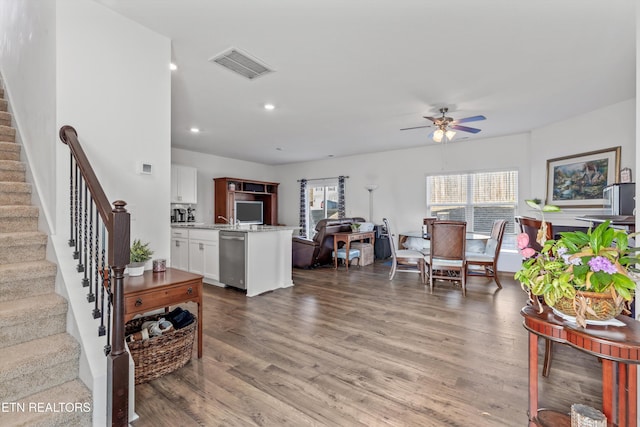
<box><xmin>0</xmin><ymin>85</ymin><xmax>92</xmax><ymax>425</ymax></box>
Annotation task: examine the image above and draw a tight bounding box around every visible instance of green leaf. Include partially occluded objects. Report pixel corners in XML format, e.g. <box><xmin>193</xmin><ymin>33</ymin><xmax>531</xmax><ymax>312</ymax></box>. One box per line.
<box><xmin>542</xmin><ymin>205</ymin><xmax>561</xmax><ymax>212</ymax></box>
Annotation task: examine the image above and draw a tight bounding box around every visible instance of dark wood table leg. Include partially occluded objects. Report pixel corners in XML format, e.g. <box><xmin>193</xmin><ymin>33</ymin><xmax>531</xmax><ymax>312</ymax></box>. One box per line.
<box><xmin>529</xmin><ymin>332</ymin><xmax>539</xmax><ymax>426</ymax></box>
<box><xmin>602</xmin><ymin>359</ymin><xmax>614</xmax><ymax>423</ymax></box>
<box><xmin>629</xmin><ymin>364</ymin><xmax>638</xmax><ymax>427</ymax></box>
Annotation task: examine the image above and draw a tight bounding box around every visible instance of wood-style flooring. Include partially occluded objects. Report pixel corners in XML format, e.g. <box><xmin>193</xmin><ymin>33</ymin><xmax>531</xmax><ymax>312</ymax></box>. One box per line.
<box><xmin>131</xmin><ymin>262</ymin><xmax>602</xmax><ymax>427</ymax></box>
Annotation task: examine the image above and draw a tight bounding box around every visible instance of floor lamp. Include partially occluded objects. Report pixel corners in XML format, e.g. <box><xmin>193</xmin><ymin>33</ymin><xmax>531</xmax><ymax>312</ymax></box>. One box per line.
<box><xmin>365</xmin><ymin>184</ymin><xmax>378</xmax><ymax>222</ymax></box>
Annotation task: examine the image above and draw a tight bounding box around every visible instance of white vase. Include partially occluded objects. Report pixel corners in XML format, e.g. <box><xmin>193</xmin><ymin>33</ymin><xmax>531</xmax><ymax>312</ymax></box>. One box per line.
<box><xmin>127</xmin><ymin>262</ymin><xmax>145</xmax><ymax>276</ymax></box>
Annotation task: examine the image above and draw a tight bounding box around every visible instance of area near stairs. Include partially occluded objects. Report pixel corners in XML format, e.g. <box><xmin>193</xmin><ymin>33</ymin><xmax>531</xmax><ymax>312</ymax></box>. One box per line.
<box><xmin>0</xmin><ymin>81</ymin><xmax>92</xmax><ymax>426</ymax></box>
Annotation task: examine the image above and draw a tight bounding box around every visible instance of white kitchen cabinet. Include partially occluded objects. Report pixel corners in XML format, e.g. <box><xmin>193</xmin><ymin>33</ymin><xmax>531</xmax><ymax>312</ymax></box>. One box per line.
<box><xmin>170</xmin><ymin>229</ymin><xmax>189</xmax><ymax>271</ymax></box>
<box><xmin>171</xmin><ymin>164</ymin><xmax>198</xmax><ymax>204</ymax></box>
<box><xmin>188</xmin><ymin>229</ymin><xmax>220</xmax><ymax>283</ymax></box>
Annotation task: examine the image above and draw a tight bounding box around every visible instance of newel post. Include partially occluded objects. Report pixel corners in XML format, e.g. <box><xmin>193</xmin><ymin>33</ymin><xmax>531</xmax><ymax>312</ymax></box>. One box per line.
<box><xmin>107</xmin><ymin>200</ymin><xmax>130</xmax><ymax>427</ymax></box>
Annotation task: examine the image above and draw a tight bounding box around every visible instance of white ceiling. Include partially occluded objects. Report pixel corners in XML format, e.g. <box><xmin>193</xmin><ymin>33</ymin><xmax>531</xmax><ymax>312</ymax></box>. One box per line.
<box><xmin>95</xmin><ymin>0</ymin><xmax>636</xmax><ymax>165</ymax></box>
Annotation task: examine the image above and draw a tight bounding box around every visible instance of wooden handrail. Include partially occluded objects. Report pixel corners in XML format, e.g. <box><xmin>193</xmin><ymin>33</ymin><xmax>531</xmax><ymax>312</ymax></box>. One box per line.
<box><xmin>59</xmin><ymin>126</ymin><xmax>113</xmax><ymax>230</ymax></box>
<box><xmin>59</xmin><ymin>125</ymin><xmax>130</xmax><ymax>426</ymax></box>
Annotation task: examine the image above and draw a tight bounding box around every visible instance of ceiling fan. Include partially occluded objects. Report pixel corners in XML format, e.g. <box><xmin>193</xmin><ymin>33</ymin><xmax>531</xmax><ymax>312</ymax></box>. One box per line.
<box><xmin>401</xmin><ymin>107</ymin><xmax>486</xmax><ymax>143</ymax></box>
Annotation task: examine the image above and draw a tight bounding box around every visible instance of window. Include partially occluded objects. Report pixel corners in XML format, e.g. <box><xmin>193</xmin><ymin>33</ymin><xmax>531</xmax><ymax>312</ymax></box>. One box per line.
<box><xmin>426</xmin><ymin>170</ymin><xmax>518</xmax><ymax>246</ymax></box>
<box><xmin>306</xmin><ymin>180</ymin><xmax>339</xmax><ymax>238</ymax></box>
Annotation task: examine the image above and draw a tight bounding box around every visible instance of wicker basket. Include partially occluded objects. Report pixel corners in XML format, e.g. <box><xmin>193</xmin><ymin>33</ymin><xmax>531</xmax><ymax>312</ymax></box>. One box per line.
<box><xmin>554</xmin><ymin>291</ymin><xmax>624</xmax><ymax>321</ymax></box>
<box><xmin>125</xmin><ymin>312</ymin><xmax>197</xmax><ymax>384</ymax></box>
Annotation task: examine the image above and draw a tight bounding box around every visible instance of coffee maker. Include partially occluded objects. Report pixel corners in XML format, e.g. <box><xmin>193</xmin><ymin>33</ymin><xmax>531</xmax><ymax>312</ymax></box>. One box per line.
<box><xmin>172</xmin><ymin>208</ymin><xmax>186</xmax><ymax>223</ymax></box>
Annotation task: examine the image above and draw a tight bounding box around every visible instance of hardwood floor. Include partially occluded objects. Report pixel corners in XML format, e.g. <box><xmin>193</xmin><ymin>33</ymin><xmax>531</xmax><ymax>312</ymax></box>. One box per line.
<box><xmin>131</xmin><ymin>262</ymin><xmax>602</xmax><ymax>427</ymax></box>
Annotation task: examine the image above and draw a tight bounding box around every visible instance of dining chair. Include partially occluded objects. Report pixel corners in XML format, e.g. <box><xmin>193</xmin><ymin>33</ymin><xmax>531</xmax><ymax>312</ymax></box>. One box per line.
<box><xmin>515</xmin><ymin>215</ymin><xmax>554</xmax><ymax>377</ymax></box>
<box><xmin>382</xmin><ymin>218</ymin><xmax>425</xmax><ymax>283</ymax></box>
<box><xmin>420</xmin><ymin>217</ymin><xmax>437</xmax><ymax>255</ymax></box>
<box><xmin>425</xmin><ymin>220</ymin><xmax>467</xmax><ymax>295</ymax></box>
<box><xmin>466</xmin><ymin>219</ymin><xmax>507</xmax><ymax>289</ymax></box>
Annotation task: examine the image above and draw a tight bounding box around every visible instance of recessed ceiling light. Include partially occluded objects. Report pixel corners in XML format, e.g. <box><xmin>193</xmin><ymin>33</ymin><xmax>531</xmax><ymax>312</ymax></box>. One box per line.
<box><xmin>264</xmin><ymin>103</ymin><xmax>275</xmax><ymax>110</ymax></box>
<box><xmin>170</xmin><ymin>63</ymin><xmax>178</xmax><ymax>71</ymax></box>
<box><xmin>190</xmin><ymin>127</ymin><xmax>200</xmax><ymax>133</ymax></box>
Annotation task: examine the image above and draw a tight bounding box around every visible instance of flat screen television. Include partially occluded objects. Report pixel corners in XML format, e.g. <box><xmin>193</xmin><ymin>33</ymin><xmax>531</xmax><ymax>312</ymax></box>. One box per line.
<box><xmin>235</xmin><ymin>200</ymin><xmax>263</xmax><ymax>224</ymax></box>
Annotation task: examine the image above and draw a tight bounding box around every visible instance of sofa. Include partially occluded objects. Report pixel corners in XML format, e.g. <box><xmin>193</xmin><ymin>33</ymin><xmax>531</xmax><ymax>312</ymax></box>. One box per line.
<box><xmin>292</xmin><ymin>217</ymin><xmax>366</xmax><ymax>268</ymax></box>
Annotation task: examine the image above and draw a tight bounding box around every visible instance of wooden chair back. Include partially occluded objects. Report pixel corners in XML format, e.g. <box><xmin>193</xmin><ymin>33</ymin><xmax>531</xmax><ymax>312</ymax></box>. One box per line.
<box><xmin>430</xmin><ymin>221</ymin><xmax>466</xmax><ymax>260</ymax></box>
<box><xmin>515</xmin><ymin>216</ymin><xmax>553</xmax><ymax>252</ymax></box>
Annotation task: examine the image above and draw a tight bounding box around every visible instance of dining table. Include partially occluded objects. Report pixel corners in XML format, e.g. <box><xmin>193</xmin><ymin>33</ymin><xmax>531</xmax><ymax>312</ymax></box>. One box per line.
<box><xmin>398</xmin><ymin>230</ymin><xmax>490</xmax><ymax>253</ymax></box>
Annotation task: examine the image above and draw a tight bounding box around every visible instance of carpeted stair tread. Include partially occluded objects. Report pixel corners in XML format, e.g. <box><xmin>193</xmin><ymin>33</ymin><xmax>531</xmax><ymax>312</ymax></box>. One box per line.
<box><xmin>0</xmin><ymin>111</ymin><xmax>10</xmax><ymax>127</ymax></box>
<box><xmin>0</xmin><ymin>98</ymin><xmax>7</xmax><ymax>112</ymax></box>
<box><xmin>0</xmin><ymin>379</ymin><xmax>92</xmax><ymax>427</ymax></box>
<box><xmin>0</xmin><ymin>260</ymin><xmax>57</xmax><ymax>303</ymax></box>
<box><xmin>0</xmin><ymin>159</ymin><xmax>24</xmax><ymax>172</ymax></box>
<box><xmin>0</xmin><ymin>124</ymin><xmax>15</xmax><ymax>142</ymax></box>
<box><xmin>0</xmin><ymin>181</ymin><xmax>32</xmax><ymax>206</ymax></box>
<box><xmin>0</xmin><ymin>205</ymin><xmax>38</xmax><ymax>232</ymax></box>
<box><xmin>0</xmin><ymin>293</ymin><xmax>67</xmax><ymax>349</ymax></box>
<box><xmin>0</xmin><ymin>334</ymin><xmax>80</xmax><ymax>403</ymax></box>
<box><xmin>0</xmin><ymin>141</ymin><xmax>20</xmax><ymax>162</ymax></box>
<box><xmin>0</xmin><ymin>231</ymin><xmax>48</xmax><ymax>263</ymax></box>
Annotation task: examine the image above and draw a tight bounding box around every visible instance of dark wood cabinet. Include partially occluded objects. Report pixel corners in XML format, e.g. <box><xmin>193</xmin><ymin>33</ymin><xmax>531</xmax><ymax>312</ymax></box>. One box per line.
<box><xmin>213</xmin><ymin>177</ymin><xmax>279</xmax><ymax>225</ymax></box>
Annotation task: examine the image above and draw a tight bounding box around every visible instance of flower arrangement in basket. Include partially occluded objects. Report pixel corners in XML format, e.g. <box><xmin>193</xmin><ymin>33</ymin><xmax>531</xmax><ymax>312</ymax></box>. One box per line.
<box><xmin>514</xmin><ymin>200</ymin><xmax>640</xmax><ymax>327</ymax></box>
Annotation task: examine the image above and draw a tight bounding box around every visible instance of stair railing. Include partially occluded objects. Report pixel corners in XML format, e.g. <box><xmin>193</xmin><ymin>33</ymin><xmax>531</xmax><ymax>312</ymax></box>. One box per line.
<box><xmin>59</xmin><ymin>125</ymin><xmax>130</xmax><ymax>427</ymax></box>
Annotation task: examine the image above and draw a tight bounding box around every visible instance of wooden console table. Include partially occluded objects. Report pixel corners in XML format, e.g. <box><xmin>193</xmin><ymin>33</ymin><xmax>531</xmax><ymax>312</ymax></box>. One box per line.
<box><xmin>333</xmin><ymin>231</ymin><xmax>375</xmax><ymax>270</ymax></box>
<box><xmin>124</xmin><ymin>268</ymin><xmax>204</xmax><ymax>358</ymax></box>
<box><xmin>521</xmin><ymin>304</ymin><xmax>640</xmax><ymax>427</ymax></box>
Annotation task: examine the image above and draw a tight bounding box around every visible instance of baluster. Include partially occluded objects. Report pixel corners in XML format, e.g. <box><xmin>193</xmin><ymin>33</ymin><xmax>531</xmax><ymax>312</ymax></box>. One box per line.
<box><xmin>98</xmin><ymin>224</ymin><xmax>107</xmax><ymax>336</ymax></box>
<box><xmin>73</xmin><ymin>164</ymin><xmax>79</xmax><ymax>259</ymax></box>
<box><xmin>76</xmin><ymin>175</ymin><xmax>84</xmax><ymax>272</ymax></box>
<box><xmin>68</xmin><ymin>153</ymin><xmax>75</xmax><ymax>247</ymax></box>
<box><xmin>92</xmin><ymin>208</ymin><xmax>101</xmax><ymax>319</ymax></box>
<box><xmin>104</xmin><ymin>267</ymin><xmax>112</xmax><ymax>355</ymax></box>
<box><xmin>81</xmin><ymin>185</ymin><xmax>89</xmax><ymax>284</ymax></box>
<box><xmin>86</xmin><ymin>197</ymin><xmax>95</xmax><ymax>300</ymax></box>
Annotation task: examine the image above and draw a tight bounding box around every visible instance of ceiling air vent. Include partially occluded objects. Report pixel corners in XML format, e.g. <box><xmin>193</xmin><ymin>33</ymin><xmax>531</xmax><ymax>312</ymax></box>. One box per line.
<box><xmin>209</xmin><ymin>48</ymin><xmax>274</xmax><ymax>80</ymax></box>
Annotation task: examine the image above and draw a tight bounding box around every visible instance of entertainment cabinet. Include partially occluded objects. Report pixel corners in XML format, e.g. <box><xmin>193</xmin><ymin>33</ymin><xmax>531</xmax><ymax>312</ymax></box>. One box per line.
<box><xmin>213</xmin><ymin>177</ymin><xmax>279</xmax><ymax>225</ymax></box>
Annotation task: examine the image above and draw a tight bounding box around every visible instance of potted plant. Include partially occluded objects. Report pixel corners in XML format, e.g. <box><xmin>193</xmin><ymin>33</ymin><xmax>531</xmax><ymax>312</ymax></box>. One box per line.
<box><xmin>350</xmin><ymin>223</ymin><xmax>361</xmax><ymax>232</ymax></box>
<box><xmin>515</xmin><ymin>203</ymin><xmax>639</xmax><ymax>327</ymax></box>
<box><xmin>128</xmin><ymin>239</ymin><xmax>154</xmax><ymax>276</ymax></box>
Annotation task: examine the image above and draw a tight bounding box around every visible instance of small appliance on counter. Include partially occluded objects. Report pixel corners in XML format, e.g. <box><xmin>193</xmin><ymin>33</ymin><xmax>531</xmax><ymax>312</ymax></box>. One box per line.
<box><xmin>603</xmin><ymin>182</ymin><xmax>635</xmax><ymax>216</ymax></box>
<box><xmin>187</xmin><ymin>206</ymin><xmax>196</xmax><ymax>222</ymax></box>
<box><xmin>172</xmin><ymin>207</ymin><xmax>187</xmax><ymax>223</ymax></box>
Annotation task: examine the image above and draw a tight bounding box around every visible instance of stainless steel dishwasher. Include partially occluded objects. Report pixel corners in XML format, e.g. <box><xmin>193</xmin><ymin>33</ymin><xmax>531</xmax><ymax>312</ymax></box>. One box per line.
<box><xmin>219</xmin><ymin>231</ymin><xmax>247</xmax><ymax>289</ymax></box>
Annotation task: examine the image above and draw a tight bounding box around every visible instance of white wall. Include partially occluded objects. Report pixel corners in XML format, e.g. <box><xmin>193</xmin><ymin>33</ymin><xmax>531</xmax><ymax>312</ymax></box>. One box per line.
<box><xmin>56</xmin><ymin>0</ymin><xmax>172</xmax><ymax>263</ymax></box>
<box><xmin>274</xmin><ymin>133</ymin><xmax>531</xmax><ymax>235</ymax></box>
<box><xmin>0</xmin><ymin>0</ymin><xmax>57</xmax><ymax>231</ymax></box>
<box><xmin>171</xmin><ymin>147</ymin><xmax>276</xmax><ymax>223</ymax></box>
<box><xmin>529</xmin><ymin>98</ymin><xmax>636</xmax><ymax>226</ymax></box>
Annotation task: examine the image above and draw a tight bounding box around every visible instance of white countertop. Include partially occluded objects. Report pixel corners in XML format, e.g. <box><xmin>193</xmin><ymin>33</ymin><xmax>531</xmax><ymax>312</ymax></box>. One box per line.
<box><xmin>171</xmin><ymin>223</ymin><xmax>299</xmax><ymax>232</ymax></box>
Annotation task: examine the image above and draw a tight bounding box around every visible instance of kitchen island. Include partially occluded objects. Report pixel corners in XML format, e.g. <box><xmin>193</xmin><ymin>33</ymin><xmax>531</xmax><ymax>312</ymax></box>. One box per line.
<box><xmin>171</xmin><ymin>223</ymin><xmax>298</xmax><ymax>296</ymax></box>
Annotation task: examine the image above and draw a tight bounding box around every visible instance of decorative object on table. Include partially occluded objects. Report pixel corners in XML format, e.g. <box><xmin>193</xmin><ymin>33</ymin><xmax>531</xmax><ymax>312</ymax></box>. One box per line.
<box><xmin>570</xmin><ymin>403</ymin><xmax>606</xmax><ymax>427</ymax></box>
<box><xmin>545</xmin><ymin>146</ymin><xmax>620</xmax><ymax>209</ymax></box>
<box><xmin>152</xmin><ymin>258</ymin><xmax>166</xmax><ymax>273</ymax></box>
<box><xmin>127</xmin><ymin>239</ymin><xmax>154</xmax><ymax>276</ymax></box>
<box><xmin>350</xmin><ymin>222</ymin><xmax>361</xmax><ymax>232</ymax></box>
<box><xmin>515</xmin><ymin>201</ymin><xmax>639</xmax><ymax>327</ymax></box>
<box><xmin>620</xmin><ymin>167</ymin><xmax>632</xmax><ymax>183</ymax></box>
<box><xmin>125</xmin><ymin>310</ymin><xmax>197</xmax><ymax>384</ymax></box>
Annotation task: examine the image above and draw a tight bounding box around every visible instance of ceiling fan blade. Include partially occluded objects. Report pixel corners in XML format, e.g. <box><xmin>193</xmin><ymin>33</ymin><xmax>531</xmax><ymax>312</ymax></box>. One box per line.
<box><xmin>400</xmin><ymin>125</ymin><xmax>432</xmax><ymax>131</ymax></box>
<box><xmin>452</xmin><ymin>115</ymin><xmax>486</xmax><ymax>124</ymax></box>
<box><xmin>422</xmin><ymin>116</ymin><xmax>438</xmax><ymax>122</ymax></box>
<box><xmin>450</xmin><ymin>124</ymin><xmax>482</xmax><ymax>134</ymax></box>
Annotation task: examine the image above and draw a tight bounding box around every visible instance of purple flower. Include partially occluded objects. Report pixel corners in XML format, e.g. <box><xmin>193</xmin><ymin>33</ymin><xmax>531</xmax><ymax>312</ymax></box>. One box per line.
<box><xmin>588</xmin><ymin>256</ymin><xmax>617</xmax><ymax>274</ymax></box>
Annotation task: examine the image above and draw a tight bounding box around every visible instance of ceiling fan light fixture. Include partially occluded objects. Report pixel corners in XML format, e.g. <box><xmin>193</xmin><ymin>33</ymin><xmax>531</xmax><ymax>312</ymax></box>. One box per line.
<box><xmin>433</xmin><ymin>128</ymin><xmax>444</xmax><ymax>143</ymax></box>
<box><xmin>445</xmin><ymin>129</ymin><xmax>456</xmax><ymax>141</ymax></box>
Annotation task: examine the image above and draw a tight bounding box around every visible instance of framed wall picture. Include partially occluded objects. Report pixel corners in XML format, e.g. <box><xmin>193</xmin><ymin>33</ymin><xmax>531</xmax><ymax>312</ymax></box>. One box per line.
<box><xmin>546</xmin><ymin>146</ymin><xmax>620</xmax><ymax>208</ymax></box>
<box><xmin>620</xmin><ymin>167</ymin><xmax>632</xmax><ymax>183</ymax></box>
